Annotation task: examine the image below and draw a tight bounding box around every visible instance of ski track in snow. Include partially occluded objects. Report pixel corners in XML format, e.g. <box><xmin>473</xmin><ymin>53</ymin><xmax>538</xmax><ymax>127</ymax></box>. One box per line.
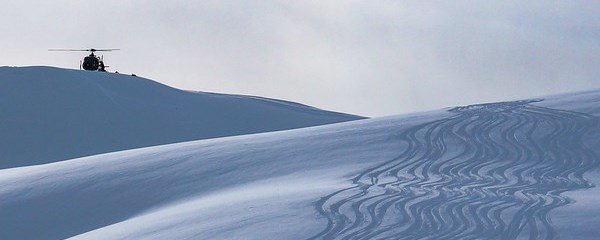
<box><xmin>310</xmin><ymin>100</ymin><xmax>599</xmax><ymax>240</ymax></box>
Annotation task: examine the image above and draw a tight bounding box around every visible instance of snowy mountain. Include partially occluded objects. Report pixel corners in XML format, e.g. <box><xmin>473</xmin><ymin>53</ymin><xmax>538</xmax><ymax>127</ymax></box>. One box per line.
<box><xmin>0</xmin><ymin>66</ymin><xmax>362</xmax><ymax>169</ymax></box>
<box><xmin>1</xmin><ymin>88</ymin><xmax>599</xmax><ymax>240</ymax></box>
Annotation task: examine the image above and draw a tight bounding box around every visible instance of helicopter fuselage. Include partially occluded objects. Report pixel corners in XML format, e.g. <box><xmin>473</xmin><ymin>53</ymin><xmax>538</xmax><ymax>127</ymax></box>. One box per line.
<box><xmin>82</xmin><ymin>54</ymin><xmax>100</xmax><ymax>71</ymax></box>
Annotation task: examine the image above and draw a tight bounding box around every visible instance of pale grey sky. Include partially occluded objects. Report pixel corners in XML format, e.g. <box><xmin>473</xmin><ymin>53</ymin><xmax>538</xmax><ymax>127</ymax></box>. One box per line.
<box><xmin>1</xmin><ymin>1</ymin><xmax>598</xmax><ymax>116</ymax></box>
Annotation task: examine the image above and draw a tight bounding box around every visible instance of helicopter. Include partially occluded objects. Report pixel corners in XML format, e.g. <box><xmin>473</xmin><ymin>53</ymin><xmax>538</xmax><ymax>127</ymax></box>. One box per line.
<box><xmin>48</xmin><ymin>48</ymin><xmax>119</xmax><ymax>72</ymax></box>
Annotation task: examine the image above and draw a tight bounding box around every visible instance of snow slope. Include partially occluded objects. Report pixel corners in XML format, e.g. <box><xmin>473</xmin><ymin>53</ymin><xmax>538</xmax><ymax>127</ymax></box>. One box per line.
<box><xmin>0</xmin><ymin>66</ymin><xmax>362</xmax><ymax>169</ymax></box>
<box><xmin>1</xmin><ymin>89</ymin><xmax>599</xmax><ymax>240</ymax></box>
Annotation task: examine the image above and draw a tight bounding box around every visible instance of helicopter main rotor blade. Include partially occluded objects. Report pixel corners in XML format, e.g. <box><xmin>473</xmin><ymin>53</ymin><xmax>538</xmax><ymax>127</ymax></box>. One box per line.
<box><xmin>48</xmin><ymin>48</ymin><xmax>120</xmax><ymax>52</ymax></box>
<box><xmin>48</xmin><ymin>49</ymin><xmax>91</xmax><ymax>51</ymax></box>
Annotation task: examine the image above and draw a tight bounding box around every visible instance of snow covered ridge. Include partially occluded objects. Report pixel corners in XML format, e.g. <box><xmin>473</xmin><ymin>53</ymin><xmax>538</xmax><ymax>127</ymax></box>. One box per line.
<box><xmin>1</xmin><ymin>89</ymin><xmax>599</xmax><ymax>239</ymax></box>
<box><xmin>0</xmin><ymin>66</ymin><xmax>363</xmax><ymax>169</ymax></box>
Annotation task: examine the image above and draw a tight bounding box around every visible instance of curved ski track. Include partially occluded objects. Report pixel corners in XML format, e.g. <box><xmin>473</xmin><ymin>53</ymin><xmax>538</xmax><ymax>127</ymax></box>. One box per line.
<box><xmin>310</xmin><ymin>100</ymin><xmax>599</xmax><ymax>240</ymax></box>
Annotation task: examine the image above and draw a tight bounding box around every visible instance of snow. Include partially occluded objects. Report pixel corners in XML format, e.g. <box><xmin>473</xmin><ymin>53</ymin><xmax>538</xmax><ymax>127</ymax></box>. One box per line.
<box><xmin>1</xmin><ymin>67</ymin><xmax>600</xmax><ymax>239</ymax></box>
<box><xmin>0</xmin><ymin>66</ymin><xmax>362</xmax><ymax>169</ymax></box>
<box><xmin>550</xmin><ymin>170</ymin><xmax>600</xmax><ymax>240</ymax></box>
<box><xmin>0</xmin><ymin>111</ymin><xmax>415</xmax><ymax>240</ymax></box>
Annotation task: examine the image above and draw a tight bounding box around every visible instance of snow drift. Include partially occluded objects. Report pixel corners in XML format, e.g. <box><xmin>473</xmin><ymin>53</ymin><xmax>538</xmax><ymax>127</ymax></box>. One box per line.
<box><xmin>0</xmin><ymin>66</ymin><xmax>362</xmax><ymax>168</ymax></box>
<box><xmin>1</xmin><ymin>88</ymin><xmax>599</xmax><ymax>239</ymax></box>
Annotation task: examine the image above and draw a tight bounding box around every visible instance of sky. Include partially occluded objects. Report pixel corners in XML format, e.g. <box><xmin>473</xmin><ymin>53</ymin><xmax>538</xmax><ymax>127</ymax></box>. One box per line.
<box><xmin>0</xmin><ymin>1</ymin><xmax>598</xmax><ymax>117</ymax></box>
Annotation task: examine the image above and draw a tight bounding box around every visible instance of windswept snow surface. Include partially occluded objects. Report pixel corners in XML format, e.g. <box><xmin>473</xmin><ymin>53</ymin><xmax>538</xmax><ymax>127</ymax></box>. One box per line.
<box><xmin>0</xmin><ymin>66</ymin><xmax>362</xmax><ymax>169</ymax></box>
<box><xmin>1</xmin><ymin>89</ymin><xmax>600</xmax><ymax>239</ymax></box>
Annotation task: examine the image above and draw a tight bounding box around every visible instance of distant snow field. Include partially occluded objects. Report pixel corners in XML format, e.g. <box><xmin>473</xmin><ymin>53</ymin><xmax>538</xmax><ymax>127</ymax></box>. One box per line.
<box><xmin>1</xmin><ymin>67</ymin><xmax>599</xmax><ymax>239</ymax></box>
